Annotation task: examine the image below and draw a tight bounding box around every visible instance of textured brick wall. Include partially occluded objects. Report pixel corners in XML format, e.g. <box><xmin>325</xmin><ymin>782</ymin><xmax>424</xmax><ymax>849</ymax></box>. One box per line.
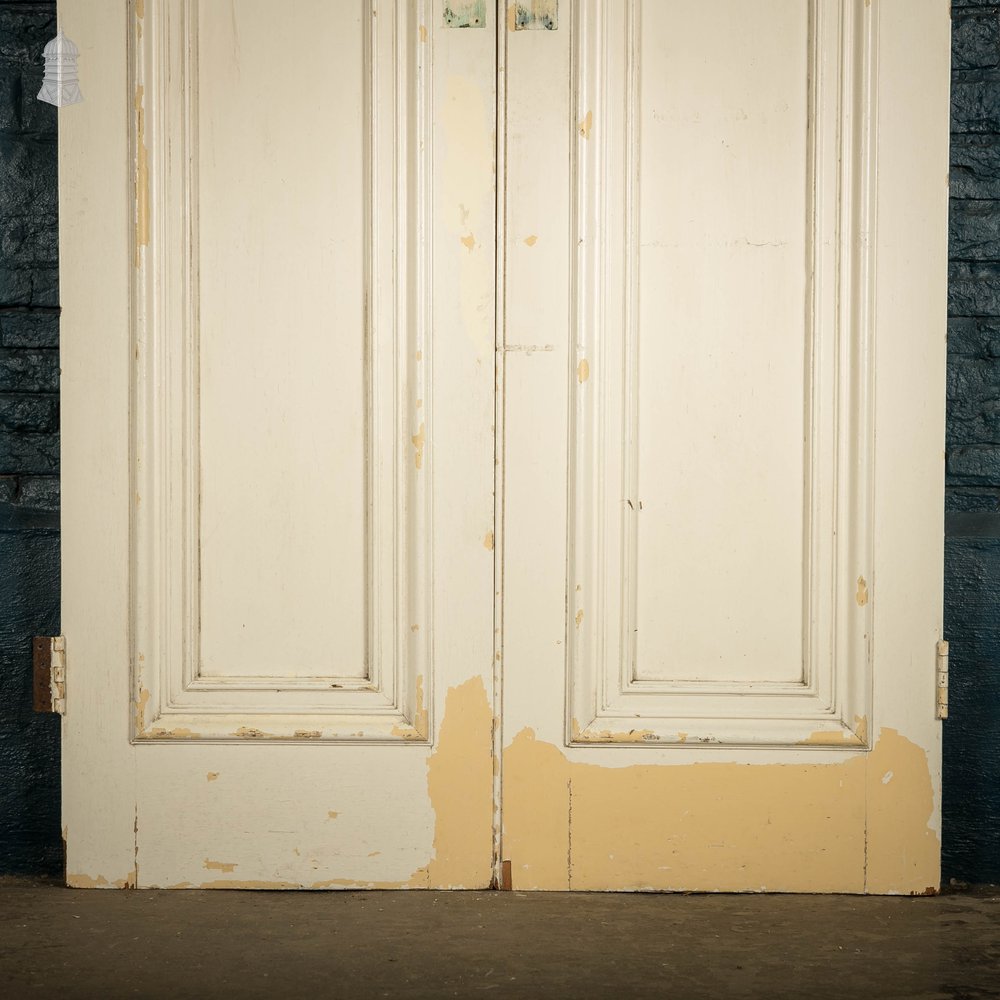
<box><xmin>945</xmin><ymin>0</ymin><xmax>1000</xmax><ymax>885</ymax></box>
<box><xmin>0</xmin><ymin>0</ymin><xmax>61</xmax><ymax>877</ymax></box>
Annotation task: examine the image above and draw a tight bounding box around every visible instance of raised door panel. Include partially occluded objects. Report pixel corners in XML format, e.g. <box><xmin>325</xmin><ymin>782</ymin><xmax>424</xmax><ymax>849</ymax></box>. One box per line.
<box><xmin>132</xmin><ymin>0</ymin><xmax>429</xmax><ymax>741</ymax></box>
<box><xmin>567</xmin><ymin>0</ymin><xmax>873</xmax><ymax>748</ymax></box>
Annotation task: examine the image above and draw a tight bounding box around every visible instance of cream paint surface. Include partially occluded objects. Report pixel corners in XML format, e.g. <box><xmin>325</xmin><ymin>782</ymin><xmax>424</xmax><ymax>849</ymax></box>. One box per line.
<box><xmin>503</xmin><ymin>725</ymin><xmax>938</xmax><ymax>894</ymax></box>
<box><xmin>442</xmin><ymin>76</ymin><xmax>494</xmax><ymax>354</ymax></box>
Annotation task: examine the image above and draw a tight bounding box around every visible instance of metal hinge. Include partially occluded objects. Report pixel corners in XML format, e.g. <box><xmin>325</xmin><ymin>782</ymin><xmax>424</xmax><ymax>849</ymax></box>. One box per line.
<box><xmin>936</xmin><ymin>639</ymin><xmax>949</xmax><ymax>720</ymax></box>
<box><xmin>33</xmin><ymin>635</ymin><xmax>66</xmax><ymax>715</ymax></box>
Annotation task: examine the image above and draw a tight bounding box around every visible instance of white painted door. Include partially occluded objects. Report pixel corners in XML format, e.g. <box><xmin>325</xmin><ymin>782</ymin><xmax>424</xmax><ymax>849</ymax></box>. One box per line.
<box><xmin>61</xmin><ymin>0</ymin><xmax>950</xmax><ymax>894</ymax></box>
<box><xmin>60</xmin><ymin>0</ymin><xmax>497</xmax><ymax>888</ymax></box>
<box><xmin>499</xmin><ymin>0</ymin><xmax>951</xmax><ymax>893</ymax></box>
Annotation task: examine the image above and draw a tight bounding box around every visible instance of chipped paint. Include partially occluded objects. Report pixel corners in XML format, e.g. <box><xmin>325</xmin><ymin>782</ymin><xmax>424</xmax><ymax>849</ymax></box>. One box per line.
<box><xmin>293</xmin><ymin>730</ymin><xmax>322</xmax><ymax>739</ymax></box>
<box><xmin>461</xmin><ymin>233</ymin><xmax>476</xmax><ymax>252</ymax></box>
<box><xmin>484</xmin><ymin>531</ymin><xmax>494</xmax><ymax>551</ymax></box>
<box><xmin>327</xmin><ymin>811</ymin><xmax>339</xmax><ymax>820</ymax></box>
<box><xmin>68</xmin><ymin>871</ymin><xmax>136</xmax><ymax>890</ymax></box>
<box><xmin>411</xmin><ymin>422</ymin><xmax>426</xmax><ymax>470</ymax></box>
<box><xmin>234</xmin><ymin>727</ymin><xmax>264</xmax><ymax>739</ymax></box>
<box><xmin>575</xmin><ymin>609</ymin><xmax>584</xmax><ymax>628</ymax></box>
<box><xmin>203</xmin><ymin>859</ymin><xmax>238</xmax><ymax>873</ymax></box>
<box><xmin>577</xmin><ymin>359</ymin><xmax>590</xmax><ymax>383</ymax></box>
<box><xmin>856</xmin><ymin>576</ymin><xmax>869</xmax><ymax>606</ymax></box>
<box><xmin>206</xmin><ymin>772</ymin><xmax>219</xmax><ymax>782</ymax></box>
<box><xmin>503</xmin><ymin>726</ymin><xmax>938</xmax><ymax>893</ymax></box>
<box><xmin>578</xmin><ymin>110</ymin><xmax>593</xmax><ymax>139</ymax></box>
<box><xmin>311</xmin><ymin>678</ymin><xmax>493</xmax><ymax>890</ymax></box>
<box><xmin>134</xmin><ymin>687</ymin><xmax>150</xmax><ymax>734</ymax></box>
<box><xmin>134</xmin><ymin>85</ymin><xmax>149</xmax><ymax>261</ymax></box>
<box><xmin>419</xmin><ymin>24</ymin><xmax>427</xmax><ymax>42</ymax></box>
<box><xmin>524</xmin><ymin>234</ymin><xmax>538</xmax><ymax>247</ymax></box>
<box><xmin>571</xmin><ymin>718</ymin><xmax>657</xmax><ymax>744</ymax></box>
<box><xmin>147</xmin><ymin>726</ymin><xmax>199</xmax><ymax>739</ymax></box>
<box><xmin>135</xmin><ymin>0</ymin><xmax>145</xmax><ymax>17</ymax></box>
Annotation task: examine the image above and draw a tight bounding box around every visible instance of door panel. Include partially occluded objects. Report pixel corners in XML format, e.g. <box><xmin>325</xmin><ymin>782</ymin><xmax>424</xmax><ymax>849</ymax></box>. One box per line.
<box><xmin>61</xmin><ymin>0</ymin><xmax>496</xmax><ymax>887</ymax></box>
<box><xmin>61</xmin><ymin>0</ymin><xmax>949</xmax><ymax>894</ymax></box>
<box><xmin>500</xmin><ymin>0</ymin><xmax>949</xmax><ymax>892</ymax></box>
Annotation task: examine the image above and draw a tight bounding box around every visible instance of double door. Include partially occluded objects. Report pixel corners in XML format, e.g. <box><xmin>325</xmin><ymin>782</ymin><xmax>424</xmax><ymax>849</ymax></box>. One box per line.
<box><xmin>60</xmin><ymin>0</ymin><xmax>950</xmax><ymax>892</ymax></box>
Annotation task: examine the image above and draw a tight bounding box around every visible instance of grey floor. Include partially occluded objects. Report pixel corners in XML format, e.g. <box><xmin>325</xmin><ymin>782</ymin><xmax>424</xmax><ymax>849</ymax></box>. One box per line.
<box><xmin>1</xmin><ymin>880</ymin><xmax>998</xmax><ymax>999</ymax></box>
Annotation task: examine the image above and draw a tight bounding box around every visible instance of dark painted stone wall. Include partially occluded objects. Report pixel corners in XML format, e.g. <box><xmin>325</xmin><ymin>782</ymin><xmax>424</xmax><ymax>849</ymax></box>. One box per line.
<box><xmin>946</xmin><ymin>1</ymin><xmax>1000</xmax><ymax>885</ymax></box>
<box><xmin>0</xmin><ymin>0</ymin><xmax>61</xmax><ymax>877</ymax></box>
<box><xmin>0</xmin><ymin>3</ymin><xmax>998</xmax><ymax>884</ymax></box>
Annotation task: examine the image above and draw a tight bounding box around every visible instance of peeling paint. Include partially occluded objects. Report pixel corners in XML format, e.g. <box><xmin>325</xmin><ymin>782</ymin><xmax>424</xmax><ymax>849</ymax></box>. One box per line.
<box><xmin>577</xmin><ymin>359</ymin><xmax>590</xmax><ymax>383</ymax></box>
<box><xmin>68</xmin><ymin>872</ymin><xmax>135</xmax><ymax>890</ymax></box>
<box><xmin>206</xmin><ymin>772</ymin><xmax>219</xmax><ymax>782</ymax></box>
<box><xmin>419</xmin><ymin>24</ymin><xmax>427</xmax><ymax>42</ymax></box>
<box><xmin>579</xmin><ymin>110</ymin><xmax>593</xmax><ymax>139</ymax></box>
<box><xmin>856</xmin><ymin>576</ymin><xmax>869</xmax><ymax>606</ymax></box>
<box><xmin>293</xmin><ymin>730</ymin><xmax>322</xmax><ymax>739</ymax></box>
<box><xmin>148</xmin><ymin>726</ymin><xmax>199</xmax><ymax>739</ymax></box>
<box><xmin>575</xmin><ymin>609</ymin><xmax>584</xmax><ymax>628</ymax></box>
<box><xmin>310</xmin><ymin>678</ymin><xmax>493</xmax><ymax>891</ymax></box>
<box><xmin>503</xmin><ymin>726</ymin><xmax>938</xmax><ymax>893</ymax></box>
<box><xmin>203</xmin><ymin>859</ymin><xmax>238</xmax><ymax>873</ymax></box>
<box><xmin>411</xmin><ymin>422</ymin><xmax>426</xmax><ymax>470</ymax></box>
<box><xmin>134</xmin><ymin>687</ymin><xmax>150</xmax><ymax>733</ymax></box>
<box><xmin>484</xmin><ymin>531</ymin><xmax>494</xmax><ymax>551</ymax></box>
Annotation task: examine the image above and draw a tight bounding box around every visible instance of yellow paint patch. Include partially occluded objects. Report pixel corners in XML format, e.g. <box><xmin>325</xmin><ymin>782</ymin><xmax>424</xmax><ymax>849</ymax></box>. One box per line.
<box><xmin>327</xmin><ymin>811</ymin><xmax>339</xmax><ymax>820</ymax></box>
<box><xmin>419</xmin><ymin>23</ymin><xmax>427</xmax><ymax>42</ymax></box>
<box><xmin>579</xmin><ymin>110</ymin><xmax>593</xmax><ymax>139</ymax></box>
<box><xmin>577</xmin><ymin>359</ymin><xmax>590</xmax><ymax>383</ymax></box>
<box><xmin>206</xmin><ymin>772</ymin><xmax>219</xmax><ymax>782</ymax></box>
<box><xmin>425</xmin><ymin>676</ymin><xmax>494</xmax><ymax>888</ymax></box>
<box><xmin>203</xmin><ymin>860</ymin><xmax>238</xmax><ymax>873</ymax></box>
<box><xmin>135</xmin><ymin>0</ymin><xmax>145</xmax><ymax>17</ymax></box>
<box><xmin>461</xmin><ymin>233</ymin><xmax>476</xmax><ymax>252</ymax></box>
<box><xmin>856</xmin><ymin>576</ymin><xmax>869</xmax><ymax>606</ymax></box>
<box><xmin>524</xmin><ymin>234</ymin><xmax>538</xmax><ymax>247</ymax></box>
<box><xmin>411</xmin><ymin>423</ymin><xmax>426</xmax><ymax>470</ymax></box>
<box><xmin>484</xmin><ymin>531</ymin><xmax>494</xmax><ymax>551</ymax></box>
<box><xmin>503</xmin><ymin>726</ymin><xmax>937</xmax><ymax>893</ymax></box>
<box><xmin>506</xmin><ymin>3</ymin><xmax>518</xmax><ymax>31</ymax></box>
<box><xmin>575</xmin><ymin>609</ymin><xmax>584</xmax><ymax>628</ymax></box>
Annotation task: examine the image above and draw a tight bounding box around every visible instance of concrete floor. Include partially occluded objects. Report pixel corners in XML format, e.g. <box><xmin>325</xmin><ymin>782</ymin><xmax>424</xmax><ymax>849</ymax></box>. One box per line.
<box><xmin>1</xmin><ymin>881</ymin><xmax>998</xmax><ymax>999</ymax></box>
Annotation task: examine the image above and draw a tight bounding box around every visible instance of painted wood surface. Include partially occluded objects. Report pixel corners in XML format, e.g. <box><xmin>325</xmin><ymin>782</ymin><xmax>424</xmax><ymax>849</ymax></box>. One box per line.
<box><xmin>500</xmin><ymin>0</ymin><xmax>950</xmax><ymax>893</ymax></box>
<box><xmin>60</xmin><ymin>0</ymin><xmax>949</xmax><ymax>894</ymax></box>
<box><xmin>61</xmin><ymin>0</ymin><xmax>496</xmax><ymax>888</ymax></box>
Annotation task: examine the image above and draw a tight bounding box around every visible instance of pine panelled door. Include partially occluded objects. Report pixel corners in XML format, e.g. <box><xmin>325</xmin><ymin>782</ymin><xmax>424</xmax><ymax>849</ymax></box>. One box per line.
<box><xmin>59</xmin><ymin>0</ymin><xmax>950</xmax><ymax>891</ymax></box>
